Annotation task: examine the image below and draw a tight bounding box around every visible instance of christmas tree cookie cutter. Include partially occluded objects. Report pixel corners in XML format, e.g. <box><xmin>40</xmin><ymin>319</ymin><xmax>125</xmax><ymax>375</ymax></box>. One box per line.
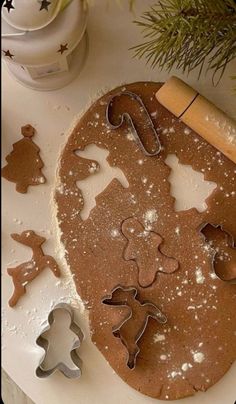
<box><xmin>102</xmin><ymin>285</ymin><xmax>167</xmax><ymax>369</ymax></box>
<box><xmin>36</xmin><ymin>303</ymin><xmax>84</xmax><ymax>378</ymax></box>
<box><xmin>200</xmin><ymin>223</ymin><xmax>236</xmax><ymax>283</ymax></box>
<box><xmin>106</xmin><ymin>91</ymin><xmax>162</xmax><ymax>157</ymax></box>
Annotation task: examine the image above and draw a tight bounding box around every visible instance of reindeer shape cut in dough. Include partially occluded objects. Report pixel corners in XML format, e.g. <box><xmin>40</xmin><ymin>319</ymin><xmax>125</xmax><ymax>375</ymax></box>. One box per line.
<box><xmin>102</xmin><ymin>286</ymin><xmax>167</xmax><ymax>369</ymax></box>
<box><xmin>7</xmin><ymin>231</ymin><xmax>60</xmax><ymax>307</ymax></box>
<box><xmin>201</xmin><ymin>223</ymin><xmax>236</xmax><ymax>282</ymax></box>
<box><xmin>122</xmin><ymin>218</ymin><xmax>179</xmax><ymax>287</ymax></box>
<box><xmin>76</xmin><ymin>144</ymin><xmax>129</xmax><ymax>220</ymax></box>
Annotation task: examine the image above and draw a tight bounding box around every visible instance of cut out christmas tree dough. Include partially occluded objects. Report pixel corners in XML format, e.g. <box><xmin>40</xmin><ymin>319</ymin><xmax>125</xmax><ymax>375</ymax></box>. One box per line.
<box><xmin>7</xmin><ymin>230</ymin><xmax>60</xmax><ymax>307</ymax></box>
<box><xmin>102</xmin><ymin>286</ymin><xmax>166</xmax><ymax>369</ymax></box>
<box><xmin>55</xmin><ymin>82</ymin><xmax>236</xmax><ymax>400</ymax></box>
<box><xmin>122</xmin><ymin>218</ymin><xmax>178</xmax><ymax>287</ymax></box>
<box><xmin>165</xmin><ymin>154</ymin><xmax>217</xmax><ymax>212</ymax></box>
<box><xmin>2</xmin><ymin>124</ymin><xmax>46</xmax><ymax>193</ymax></box>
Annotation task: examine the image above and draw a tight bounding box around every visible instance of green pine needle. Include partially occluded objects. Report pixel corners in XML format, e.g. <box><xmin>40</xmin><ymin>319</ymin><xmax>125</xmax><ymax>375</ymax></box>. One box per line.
<box><xmin>132</xmin><ymin>0</ymin><xmax>236</xmax><ymax>84</ymax></box>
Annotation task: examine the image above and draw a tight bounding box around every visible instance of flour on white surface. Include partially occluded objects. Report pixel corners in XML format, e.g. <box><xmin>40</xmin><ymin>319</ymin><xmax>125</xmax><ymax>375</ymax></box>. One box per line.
<box><xmin>50</xmin><ymin>120</ymin><xmax>88</xmax><ymax>312</ymax></box>
<box><xmin>51</xmin><ymin>192</ymin><xmax>85</xmax><ymax>311</ymax></box>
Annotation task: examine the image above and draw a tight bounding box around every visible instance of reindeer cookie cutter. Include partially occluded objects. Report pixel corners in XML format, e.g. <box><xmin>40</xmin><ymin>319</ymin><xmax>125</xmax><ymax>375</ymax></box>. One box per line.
<box><xmin>106</xmin><ymin>91</ymin><xmax>162</xmax><ymax>157</ymax></box>
<box><xmin>36</xmin><ymin>303</ymin><xmax>84</xmax><ymax>379</ymax></box>
<box><xmin>102</xmin><ymin>285</ymin><xmax>167</xmax><ymax>369</ymax></box>
<box><xmin>199</xmin><ymin>222</ymin><xmax>236</xmax><ymax>283</ymax></box>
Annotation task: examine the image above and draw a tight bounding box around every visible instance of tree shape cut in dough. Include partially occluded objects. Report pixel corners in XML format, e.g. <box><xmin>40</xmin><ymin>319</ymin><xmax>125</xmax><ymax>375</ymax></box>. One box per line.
<box><xmin>201</xmin><ymin>223</ymin><xmax>236</xmax><ymax>281</ymax></box>
<box><xmin>122</xmin><ymin>218</ymin><xmax>179</xmax><ymax>287</ymax></box>
<box><xmin>76</xmin><ymin>144</ymin><xmax>129</xmax><ymax>220</ymax></box>
<box><xmin>165</xmin><ymin>154</ymin><xmax>217</xmax><ymax>212</ymax></box>
<box><xmin>7</xmin><ymin>231</ymin><xmax>60</xmax><ymax>307</ymax></box>
<box><xmin>1</xmin><ymin>124</ymin><xmax>46</xmax><ymax>193</ymax></box>
<box><xmin>102</xmin><ymin>286</ymin><xmax>167</xmax><ymax>369</ymax></box>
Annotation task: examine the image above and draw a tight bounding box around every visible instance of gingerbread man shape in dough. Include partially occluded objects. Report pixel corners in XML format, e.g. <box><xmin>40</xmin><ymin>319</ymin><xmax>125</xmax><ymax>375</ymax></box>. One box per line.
<box><xmin>122</xmin><ymin>218</ymin><xmax>179</xmax><ymax>287</ymax></box>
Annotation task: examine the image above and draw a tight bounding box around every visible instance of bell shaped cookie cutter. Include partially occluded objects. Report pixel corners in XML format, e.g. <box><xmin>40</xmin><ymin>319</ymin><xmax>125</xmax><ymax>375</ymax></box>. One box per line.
<box><xmin>36</xmin><ymin>303</ymin><xmax>84</xmax><ymax>378</ymax></box>
<box><xmin>106</xmin><ymin>91</ymin><xmax>162</xmax><ymax>157</ymax></box>
<box><xmin>200</xmin><ymin>222</ymin><xmax>236</xmax><ymax>283</ymax></box>
<box><xmin>102</xmin><ymin>285</ymin><xmax>167</xmax><ymax>369</ymax></box>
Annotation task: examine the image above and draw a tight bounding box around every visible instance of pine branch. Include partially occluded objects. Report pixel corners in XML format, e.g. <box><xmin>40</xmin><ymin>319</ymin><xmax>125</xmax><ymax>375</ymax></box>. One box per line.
<box><xmin>132</xmin><ymin>0</ymin><xmax>236</xmax><ymax>84</ymax></box>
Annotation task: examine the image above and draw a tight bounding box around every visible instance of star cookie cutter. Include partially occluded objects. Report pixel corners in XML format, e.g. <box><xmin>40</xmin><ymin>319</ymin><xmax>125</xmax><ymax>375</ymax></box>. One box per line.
<box><xmin>200</xmin><ymin>223</ymin><xmax>236</xmax><ymax>283</ymax></box>
<box><xmin>36</xmin><ymin>303</ymin><xmax>84</xmax><ymax>378</ymax></box>
<box><xmin>102</xmin><ymin>285</ymin><xmax>167</xmax><ymax>369</ymax></box>
<box><xmin>106</xmin><ymin>91</ymin><xmax>161</xmax><ymax>157</ymax></box>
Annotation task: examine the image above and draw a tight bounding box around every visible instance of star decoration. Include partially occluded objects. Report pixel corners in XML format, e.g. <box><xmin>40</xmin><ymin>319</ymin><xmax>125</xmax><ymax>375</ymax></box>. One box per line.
<box><xmin>57</xmin><ymin>44</ymin><xmax>68</xmax><ymax>55</ymax></box>
<box><xmin>3</xmin><ymin>50</ymin><xmax>14</xmax><ymax>59</ymax></box>
<box><xmin>39</xmin><ymin>0</ymin><xmax>51</xmax><ymax>11</ymax></box>
<box><xmin>3</xmin><ymin>0</ymin><xmax>15</xmax><ymax>13</ymax></box>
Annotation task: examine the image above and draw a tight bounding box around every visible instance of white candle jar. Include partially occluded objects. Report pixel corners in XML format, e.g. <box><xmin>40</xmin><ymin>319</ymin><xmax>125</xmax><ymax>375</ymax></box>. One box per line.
<box><xmin>1</xmin><ymin>0</ymin><xmax>88</xmax><ymax>90</ymax></box>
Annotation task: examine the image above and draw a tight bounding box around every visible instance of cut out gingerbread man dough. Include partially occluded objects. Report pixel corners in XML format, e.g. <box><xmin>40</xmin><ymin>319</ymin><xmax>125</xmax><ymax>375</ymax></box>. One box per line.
<box><xmin>7</xmin><ymin>230</ymin><xmax>60</xmax><ymax>307</ymax></box>
<box><xmin>201</xmin><ymin>223</ymin><xmax>236</xmax><ymax>281</ymax></box>
<box><xmin>2</xmin><ymin>124</ymin><xmax>46</xmax><ymax>193</ymax></box>
<box><xmin>122</xmin><ymin>218</ymin><xmax>179</xmax><ymax>287</ymax></box>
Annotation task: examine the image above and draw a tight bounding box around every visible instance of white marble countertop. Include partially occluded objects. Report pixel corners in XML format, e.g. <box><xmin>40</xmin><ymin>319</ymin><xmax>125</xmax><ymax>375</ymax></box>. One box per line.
<box><xmin>2</xmin><ymin>1</ymin><xmax>236</xmax><ymax>404</ymax></box>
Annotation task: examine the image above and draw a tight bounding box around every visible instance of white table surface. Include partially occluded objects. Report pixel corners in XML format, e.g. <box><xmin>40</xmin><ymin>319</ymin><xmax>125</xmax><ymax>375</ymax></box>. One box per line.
<box><xmin>2</xmin><ymin>1</ymin><xmax>236</xmax><ymax>404</ymax></box>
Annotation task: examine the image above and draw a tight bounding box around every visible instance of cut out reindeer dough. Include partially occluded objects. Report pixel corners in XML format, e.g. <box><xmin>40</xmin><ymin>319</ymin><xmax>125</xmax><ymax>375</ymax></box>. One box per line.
<box><xmin>55</xmin><ymin>82</ymin><xmax>236</xmax><ymax>400</ymax></box>
<box><xmin>102</xmin><ymin>286</ymin><xmax>166</xmax><ymax>369</ymax></box>
<box><xmin>201</xmin><ymin>223</ymin><xmax>236</xmax><ymax>282</ymax></box>
<box><xmin>122</xmin><ymin>218</ymin><xmax>178</xmax><ymax>287</ymax></box>
<box><xmin>7</xmin><ymin>231</ymin><xmax>60</xmax><ymax>307</ymax></box>
<box><xmin>2</xmin><ymin>124</ymin><xmax>46</xmax><ymax>193</ymax></box>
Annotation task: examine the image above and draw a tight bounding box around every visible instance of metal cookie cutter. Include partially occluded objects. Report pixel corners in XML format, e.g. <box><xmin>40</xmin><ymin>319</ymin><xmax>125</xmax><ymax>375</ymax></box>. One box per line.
<box><xmin>106</xmin><ymin>91</ymin><xmax>162</xmax><ymax>157</ymax></box>
<box><xmin>200</xmin><ymin>222</ymin><xmax>236</xmax><ymax>283</ymax></box>
<box><xmin>102</xmin><ymin>285</ymin><xmax>167</xmax><ymax>369</ymax></box>
<box><xmin>36</xmin><ymin>303</ymin><xmax>84</xmax><ymax>378</ymax></box>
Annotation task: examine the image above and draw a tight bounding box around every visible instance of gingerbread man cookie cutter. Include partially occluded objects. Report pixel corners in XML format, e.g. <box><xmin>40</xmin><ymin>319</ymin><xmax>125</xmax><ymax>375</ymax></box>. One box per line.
<box><xmin>106</xmin><ymin>91</ymin><xmax>162</xmax><ymax>156</ymax></box>
<box><xmin>200</xmin><ymin>222</ymin><xmax>236</xmax><ymax>283</ymax></box>
<box><xmin>102</xmin><ymin>285</ymin><xmax>167</xmax><ymax>369</ymax></box>
<box><xmin>36</xmin><ymin>303</ymin><xmax>84</xmax><ymax>378</ymax></box>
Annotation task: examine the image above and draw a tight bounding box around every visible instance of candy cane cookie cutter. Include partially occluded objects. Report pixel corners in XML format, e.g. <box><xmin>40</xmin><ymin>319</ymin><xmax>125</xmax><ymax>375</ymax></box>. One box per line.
<box><xmin>106</xmin><ymin>91</ymin><xmax>162</xmax><ymax>157</ymax></box>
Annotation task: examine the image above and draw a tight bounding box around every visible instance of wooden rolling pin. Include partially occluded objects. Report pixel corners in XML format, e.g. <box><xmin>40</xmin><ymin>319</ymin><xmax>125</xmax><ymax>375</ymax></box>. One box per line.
<box><xmin>155</xmin><ymin>76</ymin><xmax>236</xmax><ymax>164</ymax></box>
